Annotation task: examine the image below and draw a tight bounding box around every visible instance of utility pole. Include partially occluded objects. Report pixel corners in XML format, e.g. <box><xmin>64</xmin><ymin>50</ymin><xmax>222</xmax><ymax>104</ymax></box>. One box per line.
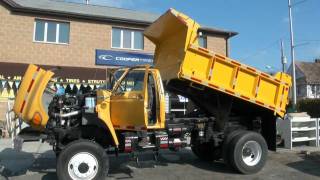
<box><xmin>288</xmin><ymin>0</ymin><xmax>297</xmax><ymax>106</ymax></box>
<box><xmin>280</xmin><ymin>39</ymin><xmax>287</xmax><ymax>72</ymax></box>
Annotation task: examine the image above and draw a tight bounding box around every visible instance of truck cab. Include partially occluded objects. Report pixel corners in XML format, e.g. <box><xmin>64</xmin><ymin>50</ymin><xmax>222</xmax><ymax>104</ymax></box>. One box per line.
<box><xmin>103</xmin><ymin>67</ymin><xmax>165</xmax><ymax>130</ymax></box>
<box><xmin>95</xmin><ymin>67</ymin><xmax>167</xmax><ymax>147</ymax></box>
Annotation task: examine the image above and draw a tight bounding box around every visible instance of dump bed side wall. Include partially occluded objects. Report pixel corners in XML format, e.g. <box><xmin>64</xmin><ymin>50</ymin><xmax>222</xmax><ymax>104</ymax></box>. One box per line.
<box><xmin>180</xmin><ymin>45</ymin><xmax>291</xmax><ymax>117</ymax></box>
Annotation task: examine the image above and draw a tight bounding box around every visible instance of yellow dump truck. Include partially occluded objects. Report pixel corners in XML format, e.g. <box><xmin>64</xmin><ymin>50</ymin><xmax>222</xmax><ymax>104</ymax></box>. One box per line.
<box><xmin>12</xmin><ymin>9</ymin><xmax>291</xmax><ymax>180</ymax></box>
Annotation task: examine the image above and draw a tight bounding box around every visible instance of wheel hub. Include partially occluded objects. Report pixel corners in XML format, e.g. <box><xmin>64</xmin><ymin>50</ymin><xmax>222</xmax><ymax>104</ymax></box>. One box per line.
<box><xmin>78</xmin><ymin>163</ymin><xmax>89</xmax><ymax>174</ymax></box>
<box><xmin>241</xmin><ymin>141</ymin><xmax>262</xmax><ymax>166</ymax></box>
<box><xmin>68</xmin><ymin>152</ymin><xmax>99</xmax><ymax>180</ymax></box>
<box><xmin>243</xmin><ymin>147</ymin><xmax>252</xmax><ymax>156</ymax></box>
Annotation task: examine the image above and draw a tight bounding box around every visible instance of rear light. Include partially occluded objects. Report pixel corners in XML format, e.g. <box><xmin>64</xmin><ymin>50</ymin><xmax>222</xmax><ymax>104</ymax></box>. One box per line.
<box><xmin>124</xmin><ymin>135</ymin><xmax>138</xmax><ymax>153</ymax></box>
<box><xmin>156</xmin><ymin>134</ymin><xmax>169</xmax><ymax>149</ymax></box>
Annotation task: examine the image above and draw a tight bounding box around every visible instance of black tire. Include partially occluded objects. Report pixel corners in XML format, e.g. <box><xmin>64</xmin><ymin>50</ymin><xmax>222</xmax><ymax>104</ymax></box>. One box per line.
<box><xmin>228</xmin><ymin>131</ymin><xmax>268</xmax><ymax>174</ymax></box>
<box><xmin>222</xmin><ymin>130</ymin><xmax>246</xmax><ymax>165</ymax></box>
<box><xmin>56</xmin><ymin>140</ymin><xmax>109</xmax><ymax>180</ymax></box>
<box><xmin>191</xmin><ymin>142</ymin><xmax>214</xmax><ymax>161</ymax></box>
<box><xmin>54</xmin><ymin>146</ymin><xmax>62</xmax><ymax>157</ymax></box>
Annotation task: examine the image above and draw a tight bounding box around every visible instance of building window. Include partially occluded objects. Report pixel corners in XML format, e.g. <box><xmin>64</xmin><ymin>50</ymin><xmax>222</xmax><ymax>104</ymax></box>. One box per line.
<box><xmin>311</xmin><ymin>85</ymin><xmax>316</xmax><ymax>96</ymax></box>
<box><xmin>198</xmin><ymin>36</ymin><xmax>207</xmax><ymax>48</ymax></box>
<box><xmin>297</xmin><ymin>85</ymin><xmax>304</xmax><ymax>96</ymax></box>
<box><xmin>112</xmin><ymin>27</ymin><xmax>144</xmax><ymax>50</ymax></box>
<box><xmin>34</xmin><ymin>19</ymin><xmax>70</xmax><ymax>44</ymax></box>
<box><xmin>297</xmin><ymin>86</ymin><xmax>301</xmax><ymax>96</ymax></box>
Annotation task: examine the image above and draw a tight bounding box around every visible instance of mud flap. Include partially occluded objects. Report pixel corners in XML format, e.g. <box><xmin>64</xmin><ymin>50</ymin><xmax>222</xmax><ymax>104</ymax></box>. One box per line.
<box><xmin>261</xmin><ymin>112</ymin><xmax>277</xmax><ymax>151</ymax></box>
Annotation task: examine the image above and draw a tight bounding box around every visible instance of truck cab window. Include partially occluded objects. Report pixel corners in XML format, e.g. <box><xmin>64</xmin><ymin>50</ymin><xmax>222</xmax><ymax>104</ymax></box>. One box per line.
<box><xmin>148</xmin><ymin>73</ymin><xmax>157</xmax><ymax>124</ymax></box>
<box><xmin>116</xmin><ymin>70</ymin><xmax>145</xmax><ymax>93</ymax></box>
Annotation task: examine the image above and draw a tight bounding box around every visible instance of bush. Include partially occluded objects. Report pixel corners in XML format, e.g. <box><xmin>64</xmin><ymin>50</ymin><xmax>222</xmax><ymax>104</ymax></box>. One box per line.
<box><xmin>297</xmin><ymin>99</ymin><xmax>320</xmax><ymax>118</ymax></box>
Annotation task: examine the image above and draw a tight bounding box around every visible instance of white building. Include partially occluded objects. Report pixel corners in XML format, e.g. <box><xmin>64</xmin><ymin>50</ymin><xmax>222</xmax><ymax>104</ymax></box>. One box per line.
<box><xmin>287</xmin><ymin>59</ymin><xmax>320</xmax><ymax>99</ymax></box>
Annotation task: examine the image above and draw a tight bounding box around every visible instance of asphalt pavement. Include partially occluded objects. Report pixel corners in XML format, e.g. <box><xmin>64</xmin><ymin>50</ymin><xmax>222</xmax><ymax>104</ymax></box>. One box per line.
<box><xmin>0</xmin><ymin>139</ymin><xmax>319</xmax><ymax>180</ymax></box>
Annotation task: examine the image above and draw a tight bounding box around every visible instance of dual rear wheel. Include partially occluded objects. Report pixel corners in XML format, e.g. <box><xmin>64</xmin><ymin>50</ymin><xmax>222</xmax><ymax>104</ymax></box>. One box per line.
<box><xmin>192</xmin><ymin>130</ymin><xmax>268</xmax><ymax>174</ymax></box>
<box><xmin>224</xmin><ymin>130</ymin><xmax>268</xmax><ymax>174</ymax></box>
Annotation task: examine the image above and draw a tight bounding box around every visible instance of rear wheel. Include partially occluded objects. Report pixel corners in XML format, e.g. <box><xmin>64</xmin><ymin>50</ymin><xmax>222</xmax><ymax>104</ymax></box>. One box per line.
<box><xmin>228</xmin><ymin>131</ymin><xmax>268</xmax><ymax>174</ymax></box>
<box><xmin>57</xmin><ymin>140</ymin><xmax>109</xmax><ymax>180</ymax></box>
<box><xmin>222</xmin><ymin>130</ymin><xmax>246</xmax><ymax>165</ymax></box>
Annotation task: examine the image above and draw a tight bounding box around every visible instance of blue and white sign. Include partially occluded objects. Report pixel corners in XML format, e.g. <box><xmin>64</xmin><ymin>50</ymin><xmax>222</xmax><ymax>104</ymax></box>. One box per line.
<box><xmin>96</xmin><ymin>49</ymin><xmax>154</xmax><ymax>67</ymax></box>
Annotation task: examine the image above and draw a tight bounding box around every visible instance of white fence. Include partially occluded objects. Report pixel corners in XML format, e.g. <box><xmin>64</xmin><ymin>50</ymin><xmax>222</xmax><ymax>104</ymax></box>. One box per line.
<box><xmin>277</xmin><ymin>112</ymin><xmax>319</xmax><ymax>149</ymax></box>
<box><xmin>315</xmin><ymin>118</ymin><xmax>320</xmax><ymax>147</ymax></box>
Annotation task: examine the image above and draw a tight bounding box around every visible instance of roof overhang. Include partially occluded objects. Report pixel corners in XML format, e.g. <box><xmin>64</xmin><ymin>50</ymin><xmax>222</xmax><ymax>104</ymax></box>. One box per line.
<box><xmin>2</xmin><ymin>0</ymin><xmax>238</xmax><ymax>38</ymax></box>
<box><xmin>2</xmin><ymin>0</ymin><xmax>153</xmax><ymax>26</ymax></box>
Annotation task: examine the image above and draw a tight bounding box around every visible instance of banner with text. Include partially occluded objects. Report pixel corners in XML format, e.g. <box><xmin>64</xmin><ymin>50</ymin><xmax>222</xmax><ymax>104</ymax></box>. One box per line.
<box><xmin>95</xmin><ymin>49</ymin><xmax>154</xmax><ymax>67</ymax></box>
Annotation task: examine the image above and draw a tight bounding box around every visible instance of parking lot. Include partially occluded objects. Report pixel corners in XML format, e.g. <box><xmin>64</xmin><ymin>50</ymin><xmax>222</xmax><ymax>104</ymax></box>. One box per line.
<box><xmin>0</xmin><ymin>139</ymin><xmax>319</xmax><ymax>180</ymax></box>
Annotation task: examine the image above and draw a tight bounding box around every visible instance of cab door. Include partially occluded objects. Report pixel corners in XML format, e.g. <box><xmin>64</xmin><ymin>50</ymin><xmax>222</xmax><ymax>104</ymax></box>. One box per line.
<box><xmin>110</xmin><ymin>68</ymin><xmax>149</xmax><ymax>130</ymax></box>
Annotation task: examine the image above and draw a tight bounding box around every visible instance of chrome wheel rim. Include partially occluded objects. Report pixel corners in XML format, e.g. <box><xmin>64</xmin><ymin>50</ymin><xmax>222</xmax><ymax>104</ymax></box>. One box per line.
<box><xmin>241</xmin><ymin>141</ymin><xmax>262</xmax><ymax>166</ymax></box>
<box><xmin>68</xmin><ymin>152</ymin><xmax>99</xmax><ymax>180</ymax></box>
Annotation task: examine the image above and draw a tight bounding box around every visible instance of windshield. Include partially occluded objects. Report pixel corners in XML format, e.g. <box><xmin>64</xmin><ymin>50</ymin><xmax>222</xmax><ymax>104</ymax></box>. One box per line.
<box><xmin>98</xmin><ymin>70</ymin><xmax>125</xmax><ymax>90</ymax></box>
<box><xmin>115</xmin><ymin>70</ymin><xmax>145</xmax><ymax>93</ymax></box>
<box><xmin>112</xmin><ymin>70</ymin><xmax>125</xmax><ymax>89</ymax></box>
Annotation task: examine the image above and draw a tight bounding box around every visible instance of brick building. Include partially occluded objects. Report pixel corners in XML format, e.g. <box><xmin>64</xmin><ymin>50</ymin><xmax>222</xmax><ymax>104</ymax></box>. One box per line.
<box><xmin>0</xmin><ymin>0</ymin><xmax>237</xmax><ymax>120</ymax></box>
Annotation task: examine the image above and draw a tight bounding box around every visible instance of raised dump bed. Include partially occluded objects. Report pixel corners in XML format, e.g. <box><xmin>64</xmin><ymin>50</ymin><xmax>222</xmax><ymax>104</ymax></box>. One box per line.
<box><xmin>144</xmin><ymin>9</ymin><xmax>292</xmax><ymax>117</ymax></box>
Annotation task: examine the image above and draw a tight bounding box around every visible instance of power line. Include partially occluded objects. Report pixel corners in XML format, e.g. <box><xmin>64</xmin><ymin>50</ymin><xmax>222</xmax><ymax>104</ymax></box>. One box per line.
<box><xmin>240</xmin><ymin>39</ymin><xmax>281</xmax><ymax>62</ymax></box>
<box><xmin>298</xmin><ymin>40</ymin><xmax>320</xmax><ymax>42</ymax></box>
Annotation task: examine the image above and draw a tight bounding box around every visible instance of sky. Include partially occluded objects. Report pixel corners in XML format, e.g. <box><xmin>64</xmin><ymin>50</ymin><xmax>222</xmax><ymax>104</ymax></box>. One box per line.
<box><xmin>69</xmin><ymin>0</ymin><xmax>320</xmax><ymax>71</ymax></box>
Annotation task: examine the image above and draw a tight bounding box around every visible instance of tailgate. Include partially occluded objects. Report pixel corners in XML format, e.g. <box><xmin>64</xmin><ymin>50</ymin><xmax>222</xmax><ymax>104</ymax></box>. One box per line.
<box><xmin>144</xmin><ymin>8</ymin><xmax>200</xmax><ymax>81</ymax></box>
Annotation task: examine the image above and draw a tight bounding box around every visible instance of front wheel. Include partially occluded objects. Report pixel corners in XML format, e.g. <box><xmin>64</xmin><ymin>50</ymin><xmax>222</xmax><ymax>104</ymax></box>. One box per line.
<box><xmin>228</xmin><ymin>131</ymin><xmax>268</xmax><ymax>174</ymax></box>
<box><xmin>56</xmin><ymin>140</ymin><xmax>109</xmax><ymax>180</ymax></box>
